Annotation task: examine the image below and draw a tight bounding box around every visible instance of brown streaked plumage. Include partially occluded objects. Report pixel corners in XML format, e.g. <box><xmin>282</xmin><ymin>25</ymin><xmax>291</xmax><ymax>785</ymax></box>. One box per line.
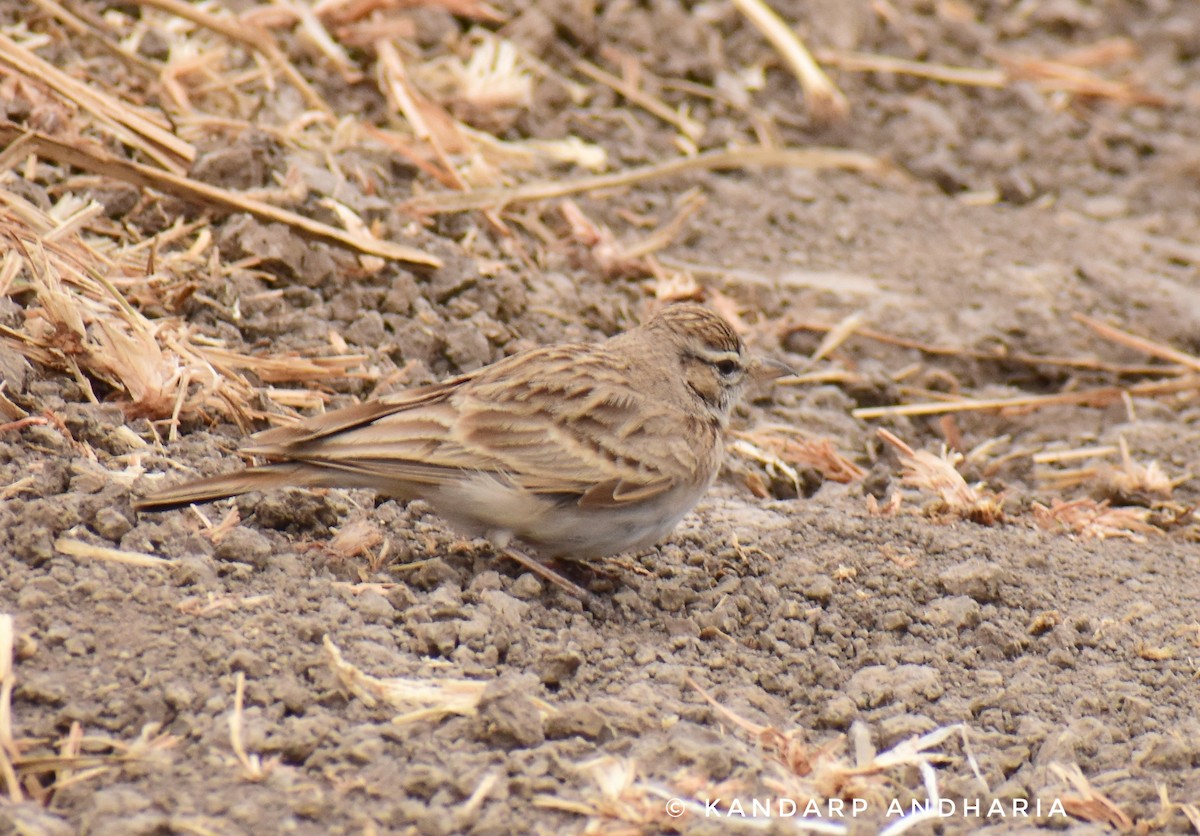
<box><xmin>136</xmin><ymin>303</ymin><xmax>788</xmax><ymax>594</ymax></box>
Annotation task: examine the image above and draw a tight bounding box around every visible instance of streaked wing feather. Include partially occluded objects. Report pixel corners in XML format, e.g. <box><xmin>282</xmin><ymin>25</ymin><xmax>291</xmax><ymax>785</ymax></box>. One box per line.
<box><xmin>293</xmin><ymin>456</ymin><xmax>466</xmax><ymax>489</ymax></box>
<box><xmin>237</xmin><ymin>345</ymin><xmax>697</xmax><ymax>508</ymax></box>
<box><xmin>454</xmin><ymin>357</ymin><xmax>695</xmax><ymax>506</ymax></box>
<box><xmin>577</xmin><ymin>477</ymin><xmax>675</xmax><ymax>509</ymax></box>
<box><xmin>243</xmin><ymin>379</ymin><xmax>463</xmax><ymax>453</ymax></box>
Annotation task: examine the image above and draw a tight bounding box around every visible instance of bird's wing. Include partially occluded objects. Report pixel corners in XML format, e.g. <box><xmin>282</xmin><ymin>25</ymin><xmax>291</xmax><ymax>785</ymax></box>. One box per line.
<box><xmin>450</xmin><ymin>348</ymin><xmax>703</xmax><ymax>507</ymax></box>
<box><xmin>242</xmin><ymin>346</ymin><xmax>704</xmax><ymax>507</ymax></box>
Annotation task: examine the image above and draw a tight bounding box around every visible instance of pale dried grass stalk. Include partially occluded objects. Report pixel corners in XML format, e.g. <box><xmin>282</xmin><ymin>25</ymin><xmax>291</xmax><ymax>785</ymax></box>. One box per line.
<box><xmin>0</xmin><ymin>614</ymin><xmax>18</xmax><ymax>803</ymax></box>
<box><xmin>557</xmin><ymin>199</ymin><xmax>652</xmax><ymax>280</ymax></box>
<box><xmin>854</xmin><ymin>388</ymin><xmax>1125</xmax><ymax>419</ymax></box>
<box><xmin>403</xmin><ymin>145</ymin><xmax>888</xmax><ymax>214</ymax></box>
<box><xmin>572</xmin><ymin>58</ymin><xmax>704</xmax><ymax>142</ymax></box>
<box><xmin>1180</xmin><ymin>802</ymin><xmax>1200</xmax><ymax>832</ymax></box>
<box><xmin>177</xmin><ymin>593</ymin><xmax>270</xmax><ymax>617</ymax></box>
<box><xmin>789</xmin><ymin>320</ymin><xmax>1177</xmax><ymax>377</ymax></box>
<box><xmin>375</xmin><ymin>36</ymin><xmax>474</xmax><ymax>193</ymax></box>
<box><xmin>1031</xmin><ymin>499</ymin><xmax>1159</xmax><ymax>542</ymax></box>
<box><xmin>729</xmin><ymin>437</ymin><xmax>802</xmax><ymax>497</ymax></box>
<box><xmin>466</xmin><ymin>131</ymin><xmax>608</xmax><ymax>173</ymax></box>
<box><xmin>1033</xmin><ymin>445</ymin><xmax>1120</xmax><ymax>464</ymax></box>
<box><xmin>810</xmin><ymin>311</ymin><xmax>866</xmax><ymax>363</ymax></box>
<box><xmin>1074</xmin><ymin>312</ymin><xmax>1200</xmax><ymax>372</ymax></box>
<box><xmin>54</xmin><ymin>535</ymin><xmax>172</xmax><ymax>568</ymax></box>
<box><xmin>2</xmin><ymin>211</ymin><xmax>213</xmax><ymax>422</ymax></box>
<box><xmin>229</xmin><ymin>672</ymin><xmax>273</xmax><ymax>781</ymax></box>
<box><xmin>0</xmin><ymin>126</ymin><xmax>441</xmax><ymax>266</ymax></box>
<box><xmin>1001</xmin><ymin>53</ymin><xmax>1166</xmax><ymax>107</ymax></box>
<box><xmin>732</xmin><ymin>428</ymin><xmax>866</xmax><ymax>493</ymax></box>
<box><xmin>877</xmin><ymin>429</ymin><xmax>1004</xmax><ymax>524</ymax></box>
<box><xmin>1102</xmin><ymin>436</ymin><xmax>1176</xmax><ymax>498</ymax></box>
<box><xmin>562</xmin><ymin>678</ymin><xmax>985</xmax><ymax>834</ymax></box>
<box><xmin>816</xmin><ymin>49</ymin><xmax>1006</xmax><ymax>88</ymax></box>
<box><xmin>135</xmin><ymin>0</ymin><xmax>334</xmax><ymax>115</ymax></box>
<box><xmin>453</xmin><ymin>31</ymin><xmax>533</xmax><ymax>112</ymax></box>
<box><xmin>622</xmin><ymin>191</ymin><xmax>708</xmax><ymax>260</ymax></box>
<box><xmin>1</xmin><ymin>638</ymin><xmax>177</xmax><ymax>806</ymax></box>
<box><xmin>534</xmin><ymin>756</ymin><xmax>710</xmax><ymax>833</ymax></box>
<box><xmin>1050</xmin><ymin>762</ymin><xmax>1135</xmax><ymax>830</ymax></box>
<box><xmin>730</xmin><ymin>0</ymin><xmax>850</xmax><ymax>123</ymax></box>
<box><xmin>0</xmin><ymin>186</ymin><xmax>385</xmax><ymax>433</ymax></box>
<box><xmin>324</xmin><ymin>636</ymin><xmax>549</xmax><ymax>724</ymax></box>
<box><xmin>458</xmin><ymin>770</ymin><xmax>501</xmax><ymax>822</ymax></box>
<box><xmin>0</xmin><ymin>30</ymin><xmax>194</xmax><ymax>171</ymax></box>
<box><xmin>816</xmin><ymin>41</ymin><xmax>1162</xmax><ymax>107</ymax></box>
<box><xmin>28</xmin><ymin>0</ymin><xmax>159</xmax><ymax>79</ymax></box>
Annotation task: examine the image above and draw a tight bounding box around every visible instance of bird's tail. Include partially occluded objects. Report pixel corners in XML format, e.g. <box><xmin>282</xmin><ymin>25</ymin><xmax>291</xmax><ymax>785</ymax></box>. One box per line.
<box><xmin>134</xmin><ymin>463</ymin><xmax>335</xmax><ymax>512</ymax></box>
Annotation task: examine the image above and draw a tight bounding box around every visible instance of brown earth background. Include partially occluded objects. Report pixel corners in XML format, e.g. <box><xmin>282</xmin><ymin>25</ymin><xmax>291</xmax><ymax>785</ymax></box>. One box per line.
<box><xmin>1</xmin><ymin>0</ymin><xmax>1199</xmax><ymax>833</ymax></box>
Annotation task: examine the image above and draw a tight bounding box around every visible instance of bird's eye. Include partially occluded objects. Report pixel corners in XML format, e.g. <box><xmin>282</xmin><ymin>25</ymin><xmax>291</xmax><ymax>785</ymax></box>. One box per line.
<box><xmin>715</xmin><ymin>359</ymin><xmax>740</xmax><ymax>377</ymax></box>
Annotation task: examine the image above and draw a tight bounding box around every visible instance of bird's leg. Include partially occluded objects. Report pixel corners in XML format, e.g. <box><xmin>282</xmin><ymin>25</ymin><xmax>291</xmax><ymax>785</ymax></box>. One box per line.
<box><xmin>483</xmin><ymin>528</ymin><xmax>592</xmax><ymax>599</ymax></box>
<box><xmin>499</xmin><ymin>546</ymin><xmax>592</xmax><ymax>600</ymax></box>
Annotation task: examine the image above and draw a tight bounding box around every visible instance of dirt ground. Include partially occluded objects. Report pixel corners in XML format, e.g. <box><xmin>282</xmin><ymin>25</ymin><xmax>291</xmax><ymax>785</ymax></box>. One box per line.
<box><xmin>2</xmin><ymin>0</ymin><xmax>1200</xmax><ymax>833</ymax></box>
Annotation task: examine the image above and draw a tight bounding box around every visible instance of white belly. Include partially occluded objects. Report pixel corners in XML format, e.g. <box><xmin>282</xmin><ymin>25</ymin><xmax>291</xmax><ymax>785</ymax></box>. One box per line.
<box><xmin>426</xmin><ymin>474</ymin><xmax>711</xmax><ymax>559</ymax></box>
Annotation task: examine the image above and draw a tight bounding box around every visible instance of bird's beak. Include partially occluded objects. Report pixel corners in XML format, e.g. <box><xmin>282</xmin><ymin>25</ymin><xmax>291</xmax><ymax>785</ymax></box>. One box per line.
<box><xmin>749</xmin><ymin>356</ymin><xmax>798</xmax><ymax>382</ymax></box>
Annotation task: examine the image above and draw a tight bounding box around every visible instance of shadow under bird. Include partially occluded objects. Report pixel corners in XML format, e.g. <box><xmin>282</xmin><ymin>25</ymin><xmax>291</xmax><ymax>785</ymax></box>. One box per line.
<box><xmin>135</xmin><ymin>303</ymin><xmax>792</xmax><ymax>596</ymax></box>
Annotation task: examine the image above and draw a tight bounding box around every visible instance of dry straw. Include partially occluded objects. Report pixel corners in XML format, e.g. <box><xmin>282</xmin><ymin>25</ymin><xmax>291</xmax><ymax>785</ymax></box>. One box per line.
<box><xmin>0</xmin><ymin>614</ymin><xmax>177</xmax><ymax>804</ymax></box>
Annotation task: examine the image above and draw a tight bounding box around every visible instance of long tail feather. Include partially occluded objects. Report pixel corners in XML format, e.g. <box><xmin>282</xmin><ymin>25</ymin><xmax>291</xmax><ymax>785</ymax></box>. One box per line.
<box><xmin>133</xmin><ymin>463</ymin><xmax>331</xmax><ymax>512</ymax></box>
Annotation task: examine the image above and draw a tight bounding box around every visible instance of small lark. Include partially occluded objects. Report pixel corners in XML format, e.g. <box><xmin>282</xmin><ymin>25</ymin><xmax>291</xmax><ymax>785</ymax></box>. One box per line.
<box><xmin>136</xmin><ymin>303</ymin><xmax>789</xmax><ymax>595</ymax></box>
